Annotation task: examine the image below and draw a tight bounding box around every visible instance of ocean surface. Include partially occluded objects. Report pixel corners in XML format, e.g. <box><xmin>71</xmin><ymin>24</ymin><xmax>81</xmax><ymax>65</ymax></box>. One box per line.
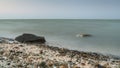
<box><xmin>0</xmin><ymin>19</ymin><xmax>120</xmax><ymax>56</ymax></box>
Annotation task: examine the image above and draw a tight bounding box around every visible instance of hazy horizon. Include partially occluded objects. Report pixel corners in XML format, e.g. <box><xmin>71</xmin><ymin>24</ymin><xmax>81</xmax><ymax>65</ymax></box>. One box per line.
<box><xmin>0</xmin><ymin>0</ymin><xmax>120</xmax><ymax>19</ymax></box>
<box><xmin>0</xmin><ymin>18</ymin><xmax>120</xmax><ymax>20</ymax></box>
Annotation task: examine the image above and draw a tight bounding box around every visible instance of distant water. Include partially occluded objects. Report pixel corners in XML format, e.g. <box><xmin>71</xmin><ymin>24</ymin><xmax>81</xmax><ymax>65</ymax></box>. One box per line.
<box><xmin>0</xmin><ymin>19</ymin><xmax>120</xmax><ymax>56</ymax></box>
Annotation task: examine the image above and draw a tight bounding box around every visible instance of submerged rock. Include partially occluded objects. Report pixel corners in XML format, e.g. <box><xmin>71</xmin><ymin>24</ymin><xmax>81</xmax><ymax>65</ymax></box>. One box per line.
<box><xmin>15</xmin><ymin>33</ymin><xmax>46</xmax><ymax>44</ymax></box>
<box><xmin>76</xmin><ymin>33</ymin><xmax>92</xmax><ymax>38</ymax></box>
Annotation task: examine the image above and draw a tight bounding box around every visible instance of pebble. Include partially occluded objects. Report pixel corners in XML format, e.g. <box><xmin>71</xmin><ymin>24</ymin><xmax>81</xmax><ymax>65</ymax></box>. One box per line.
<box><xmin>0</xmin><ymin>43</ymin><xmax>119</xmax><ymax>68</ymax></box>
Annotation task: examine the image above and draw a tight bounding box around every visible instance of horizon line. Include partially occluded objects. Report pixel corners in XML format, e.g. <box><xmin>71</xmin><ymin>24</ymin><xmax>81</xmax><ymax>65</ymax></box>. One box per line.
<box><xmin>0</xmin><ymin>18</ymin><xmax>120</xmax><ymax>20</ymax></box>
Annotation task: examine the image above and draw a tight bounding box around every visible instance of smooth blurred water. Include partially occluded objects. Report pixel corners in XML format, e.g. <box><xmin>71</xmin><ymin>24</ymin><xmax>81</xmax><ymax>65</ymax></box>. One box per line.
<box><xmin>0</xmin><ymin>19</ymin><xmax>120</xmax><ymax>56</ymax></box>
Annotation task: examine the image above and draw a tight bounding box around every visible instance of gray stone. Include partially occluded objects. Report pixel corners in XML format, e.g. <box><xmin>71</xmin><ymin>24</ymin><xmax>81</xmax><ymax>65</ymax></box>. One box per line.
<box><xmin>0</xmin><ymin>37</ymin><xmax>17</xmax><ymax>43</ymax></box>
<box><xmin>15</xmin><ymin>33</ymin><xmax>46</xmax><ymax>44</ymax></box>
<box><xmin>76</xmin><ymin>34</ymin><xmax>92</xmax><ymax>37</ymax></box>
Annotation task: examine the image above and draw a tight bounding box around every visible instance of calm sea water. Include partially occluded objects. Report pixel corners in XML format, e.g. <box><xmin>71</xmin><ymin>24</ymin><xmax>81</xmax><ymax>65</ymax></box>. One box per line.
<box><xmin>0</xmin><ymin>19</ymin><xmax>120</xmax><ymax>56</ymax></box>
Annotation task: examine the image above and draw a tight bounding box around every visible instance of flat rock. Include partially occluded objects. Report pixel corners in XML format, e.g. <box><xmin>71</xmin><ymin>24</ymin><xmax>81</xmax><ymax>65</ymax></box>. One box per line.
<box><xmin>15</xmin><ymin>33</ymin><xmax>46</xmax><ymax>44</ymax></box>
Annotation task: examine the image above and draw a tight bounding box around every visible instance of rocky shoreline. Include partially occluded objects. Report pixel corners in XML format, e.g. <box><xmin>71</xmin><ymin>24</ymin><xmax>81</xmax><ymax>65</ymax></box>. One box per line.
<box><xmin>0</xmin><ymin>43</ymin><xmax>119</xmax><ymax>68</ymax></box>
<box><xmin>0</xmin><ymin>33</ymin><xmax>120</xmax><ymax>68</ymax></box>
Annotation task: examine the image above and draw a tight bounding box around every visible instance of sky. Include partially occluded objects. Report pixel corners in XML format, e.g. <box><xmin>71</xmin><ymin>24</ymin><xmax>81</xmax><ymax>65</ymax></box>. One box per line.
<box><xmin>0</xmin><ymin>0</ymin><xmax>120</xmax><ymax>19</ymax></box>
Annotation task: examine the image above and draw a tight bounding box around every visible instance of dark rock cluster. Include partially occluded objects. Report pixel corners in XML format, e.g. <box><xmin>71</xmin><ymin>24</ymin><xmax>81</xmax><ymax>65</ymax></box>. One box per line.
<box><xmin>0</xmin><ymin>33</ymin><xmax>46</xmax><ymax>44</ymax></box>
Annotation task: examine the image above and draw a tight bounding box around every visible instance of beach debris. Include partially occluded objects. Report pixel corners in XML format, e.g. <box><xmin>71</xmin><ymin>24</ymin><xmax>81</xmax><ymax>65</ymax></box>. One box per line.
<box><xmin>76</xmin><ymin>33</ymin><xmax>92</xmax><ymax>38</ymax></box>
<box><xmin>15</xmin><ymin>33</ymin><xmax>46</xmax><ymax>44</ymax></box>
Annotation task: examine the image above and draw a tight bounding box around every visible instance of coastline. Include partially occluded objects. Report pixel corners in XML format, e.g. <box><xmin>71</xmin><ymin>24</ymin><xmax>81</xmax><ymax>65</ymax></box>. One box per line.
<box><xmin>0</xmin><ymin>43</ymin><xmax>120</xmax><ymax>68</ymax></box>
<box><xmin>1</xmin><ymin>19</ymin><xmax>120</xmax><ymax>56</ymax></box>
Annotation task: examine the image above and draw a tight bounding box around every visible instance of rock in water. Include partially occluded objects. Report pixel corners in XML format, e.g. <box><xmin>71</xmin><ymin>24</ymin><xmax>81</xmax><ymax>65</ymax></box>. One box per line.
<box><xmin>15</xmin><ymin>33</ymin><xmax>46</xmax><ymax>44</ymax></box>
<box><xmin>0</xmin><ymin>37</ymin><xmax>17</xmax><ymax>43</ymax></box>
<box><xmin>76</xmin><ymin>33</ymin><xmax>92</xmax><ymax>38</ymax></box>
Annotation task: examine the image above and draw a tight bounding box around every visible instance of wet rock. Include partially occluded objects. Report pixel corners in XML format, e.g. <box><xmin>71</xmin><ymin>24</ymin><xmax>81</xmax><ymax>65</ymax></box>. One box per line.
<box><xmin>0</xmin><ymin>49</ymin><xmax>4</xmax><ymax>55</ymax></box>
<box><xmin>0</xmin><ymin>37</ymin><xmax>17</xmax><ymax>43</ymax></box>
<box><xmin>7</xmin><ymin>63</ymin><xmax>10</xmax><ymax>65</ymax></box>
<box><xmin>39</xmin><ymin>61</ymin><xmax>48</xmax><ymax>68</ymax></box>
<box><xmin>76</xmin><ymin>33</ymin><xmax>92</xmax><ymax>37</ymax></box>
<box><xmin>15</xmin><ymin>33</ymin><xmax>46</xmax><ymax>44</ymax></box>
<box><xmin>19</xmin><ymin>45</ymin><xmax>24</xmax><ymax>47</ymax></box>
<box><xmin>0</xmin><ymin>57</ymin><xmax>5</xmax><ymax>60</ymax></box>
<box><xmin>95</xmin><ymin>64</ymin><xmax>106</xmax><ymax>68</ymax></box>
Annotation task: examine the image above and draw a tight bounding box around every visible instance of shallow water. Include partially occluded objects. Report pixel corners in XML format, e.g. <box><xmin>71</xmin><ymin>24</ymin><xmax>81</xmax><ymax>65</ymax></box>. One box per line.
<box><xmin>0</xmin><ymin>19</ymin><xmax>120</xmax><ymax>56</ymax></box>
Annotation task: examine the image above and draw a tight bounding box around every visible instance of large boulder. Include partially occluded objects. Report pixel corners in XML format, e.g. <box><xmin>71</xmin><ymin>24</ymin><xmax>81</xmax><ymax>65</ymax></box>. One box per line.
<box><xmin>15</xmin><ymin>33</ymin><xmax>46</xmax><ymax>44</ymax></box>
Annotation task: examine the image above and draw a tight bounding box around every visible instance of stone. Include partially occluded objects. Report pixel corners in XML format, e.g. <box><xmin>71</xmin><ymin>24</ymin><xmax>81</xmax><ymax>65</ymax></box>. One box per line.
<box><xmin>95</xmin><ymin>64</ymin><xmax>106</xmax><ymax>68</ymax></box>
<box><xmin>0</xmin><ymin>37</ymin><xmax>16</xmax><ymax>43</ymax></box>
<box><xmin>59</xmin><ymin>64</ymin><xmax>68</xmax><ymax>68</ymax></box>
<box><xmin>76</xmin><ymin>33</ymin><xmax>92</xmax><ymax>37</ymax></box>
<box><xmin>15</xmin><ymin>33</ymin><xmax>46</xmax><ymax>44</ymax></box>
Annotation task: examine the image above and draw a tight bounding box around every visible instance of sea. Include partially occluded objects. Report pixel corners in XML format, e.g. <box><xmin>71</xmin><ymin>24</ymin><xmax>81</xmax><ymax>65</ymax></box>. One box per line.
<box><xmin>0</xmin><ymin>19</ymin><xmax>120</xmax><ymax>56</ymax></box>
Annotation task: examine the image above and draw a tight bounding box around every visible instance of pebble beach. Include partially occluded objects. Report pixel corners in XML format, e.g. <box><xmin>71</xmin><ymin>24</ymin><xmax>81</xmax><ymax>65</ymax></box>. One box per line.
<box><xmin>0</xmin><ymin>43</ymin><xmax>120</xmax><ymax>68</ymax></box>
